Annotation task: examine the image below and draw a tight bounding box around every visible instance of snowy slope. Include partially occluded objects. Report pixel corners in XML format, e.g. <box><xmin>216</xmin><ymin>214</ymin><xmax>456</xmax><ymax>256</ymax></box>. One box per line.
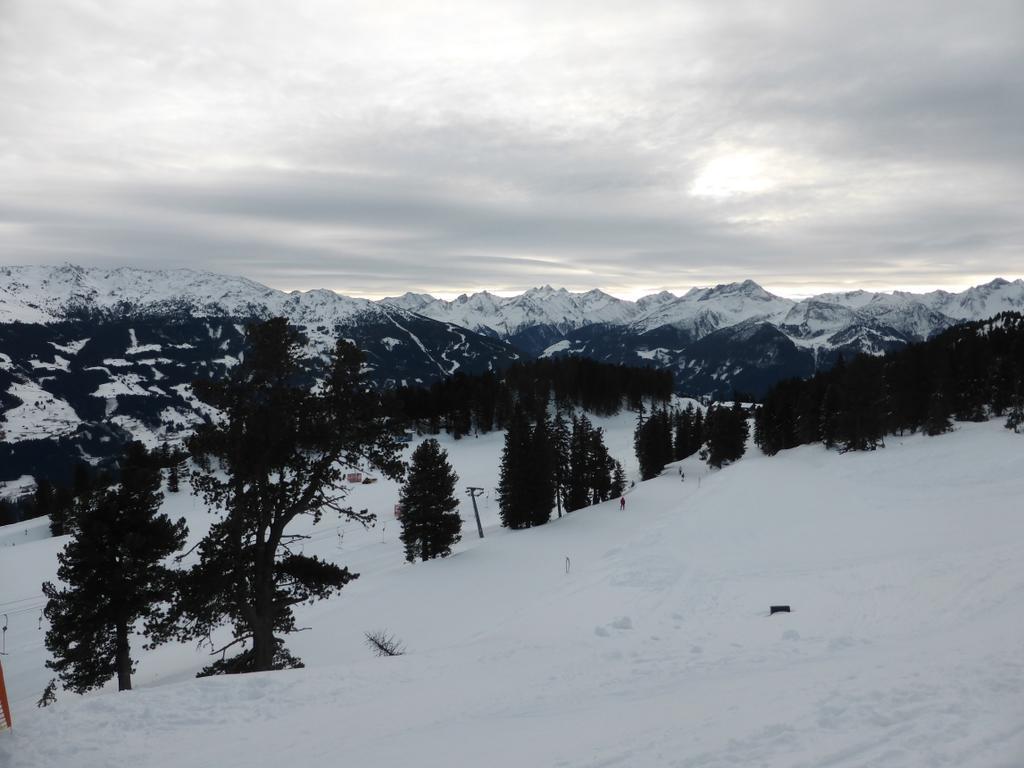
<box><xmin>388</xmin><ymin>286</ymin><xmax>640</xmax><ymax>338</ymax></box>
<box><xmin>0</xmin><ymin>382</ymin><xmax>80</xmax><ymax>442</ymax></box>
<box><xmin>2</xmin><ymin>417</ymin><xmax>1023</xmax><ymax>767</ymax></box>
<box><xmin>920</xmin><ymin>277</ymin><xmax>1024</xmax><ymax>320</ymax></box>
<box><xmin>0</xmin><ymin>265</ymin><xmax>372</xmax><ymax>326</ymax></box>
<box><xmin>629</xmin><ymin>280</ymin><xmax>795</xmax><ymax>337</ymax></box>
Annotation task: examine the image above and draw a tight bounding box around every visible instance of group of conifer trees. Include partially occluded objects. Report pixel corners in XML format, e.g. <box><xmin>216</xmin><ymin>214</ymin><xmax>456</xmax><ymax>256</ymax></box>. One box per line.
<box><xmin>42</xmin><ymin>318</ymin><xmax>406</xmax><ymax>695</ymax></box>
<box><xmin>755</xmin><ymin>313</ymin><xmax>1024</xmax><ymax>455</ymax></box>
<box><xmin>42</xmin><ymin>442</ymin><xmax>188</xmax><ymax>693</ymax></box>
<box><xmin>633</xmin><ymin>401</ymin><xmax>748</xmax><ymax>478</ymax></box>
<box><xmin>497</xmin><ymin>405</ymin><xmax>625</xmax><ymax>529</ymax></box>
<box><xmin>10</xmin><ymin>446</ymin><xmax>188</xmax><ymax>535</ymax></box>
<box><xmin>397</xmin><ymin>357</ymin><xmax>673</xmax><ymax>439</ymax></box>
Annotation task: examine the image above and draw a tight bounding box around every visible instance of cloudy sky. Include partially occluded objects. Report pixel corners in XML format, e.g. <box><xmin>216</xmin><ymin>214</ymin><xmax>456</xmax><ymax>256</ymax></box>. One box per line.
<box><xmin>1</xmin><ymin>0</ymin><xmax>1021</xmax><ymax>299</ymax></box>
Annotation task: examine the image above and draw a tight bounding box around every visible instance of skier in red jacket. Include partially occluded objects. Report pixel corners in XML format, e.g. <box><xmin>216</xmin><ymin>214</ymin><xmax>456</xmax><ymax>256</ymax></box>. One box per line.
<box><xmin>619</xmin><ymin>495</ymin><xmax>626</xmax><ymax>511</ymax></box>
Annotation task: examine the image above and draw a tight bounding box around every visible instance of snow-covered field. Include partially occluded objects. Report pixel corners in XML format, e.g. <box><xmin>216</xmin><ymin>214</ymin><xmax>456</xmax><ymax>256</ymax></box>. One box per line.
<box><xmin>1</xmin><ymin>416</ymin><xmax>1023</xmax><ymax>767</ymax></box>
<box><xmin>0</xmin><ymin>382</ymin><xmax>80</xmax><ymax>442</ymax></box>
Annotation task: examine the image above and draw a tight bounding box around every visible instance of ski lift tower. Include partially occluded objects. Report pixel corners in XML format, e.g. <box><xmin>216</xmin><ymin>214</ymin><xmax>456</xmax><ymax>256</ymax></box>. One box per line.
<box><xmin>465</xmin><ymin>487</ymin><xmax>485</xmax><ymax>539</ymax></box>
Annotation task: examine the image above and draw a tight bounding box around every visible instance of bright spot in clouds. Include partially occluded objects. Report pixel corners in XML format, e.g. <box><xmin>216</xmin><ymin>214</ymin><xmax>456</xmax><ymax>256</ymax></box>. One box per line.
<box><xmin>690</xmin><ymin>151</ymin><xmax>778</xmax><ymax>199</ymax></box>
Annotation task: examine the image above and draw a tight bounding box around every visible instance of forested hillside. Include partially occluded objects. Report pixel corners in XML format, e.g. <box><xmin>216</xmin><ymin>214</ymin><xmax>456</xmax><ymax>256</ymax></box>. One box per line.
<box><xmin>395</xmin><ymin>357</ymin><xmax>673</xmax><ymax>438</ymax></box>
<box><xmin>755</xmin><ymin>312</ymin><xmax>1024</xmax><ymax>454</ymax></box>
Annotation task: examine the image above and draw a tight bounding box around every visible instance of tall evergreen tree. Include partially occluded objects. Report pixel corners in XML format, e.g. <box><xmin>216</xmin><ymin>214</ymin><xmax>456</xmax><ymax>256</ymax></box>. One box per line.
<box><xmin>925</xmin><ymin>391</ymin><xmax>953</xmax><ymax>435</ymax></box>
<box><xmin>837</xmin><ymin>357</ymin><xmax>885</xmax><ymax>451</ymax></box>
<box><xmin>550</xmin><ymin>412</ymin><xmax>571</xmax><ymax>518</ymax></box>
<box><xmin>819</xmin><ymin>381</ymin><xmax>842</xmax><ymax>449</ymax></box>
<box><xmin>32</xmin><ymin>478</ymin><xmax>54</xmax><ymax>532</ymax></box>
<box><xmin>166</xmin><ymin>447</ymin><xmax>185</xmax><ymax>493</ymax></box>
<box><xmin>42</xmin><ymin>442</ymin><xmax>187</xmax><ymax>693</ymax></box>
<box><xmin>66</xmin><ymin>461</ymin><xmax>95</xmax><ymax>537</ymax></box>
<box><xmin>49</xmin><ymin>486</ymin><xmax>74</xmax><ymax>538</ymax></box>
<box><xmin>399</xmin><ymin>439</ymin><xmax>462</xmax><ymax>562</ymax></box>
<box><xmin>609</xmin><ymin>460</ymin><xmax>627</xmax><ymax>498</ymax></box>
<box><xmin>705</xmin><ymin>404</ymin><xmax>749</xmax><ymax>468</ymax></box>
<box><xmin>634</xmin><ymin>407</ymin><xmax>673</xmax><ymax>480</ymax></box>
<box><xmin>157</xmin><ymin>319</ymin><xmax>404</xmax><ymax>675</ymax></box>
<box><xmin>1005</xmin><ymin>383</ymin><xmax>1024</xmax><ymax>433</ymax></box>
<box><xmin>497</xmin><ymin>407</ymin><xmax>535</xmax><ymax>528</ymax></box>
<box><xmin>566</xmin><ymin>415</ymin><xmax>593</xmax><ymax>512</ymax></box>
<box><xmin>527</xmin><ymin>415</ymin><xmax>556</xmax><ymax>526</ymax></box>
<box><xmin>587</xmin><ymin>425</ymin><xmax>613</xmax><ymax>504</ymax></box>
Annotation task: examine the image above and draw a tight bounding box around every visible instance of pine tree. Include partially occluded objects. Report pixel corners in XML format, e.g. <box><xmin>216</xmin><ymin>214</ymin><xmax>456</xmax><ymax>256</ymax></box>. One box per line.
<box><xmin>819</xmin><ymin>381</ymin><xmax>842</xmax><ymax>449</ymax></box>
<box><xmin>690</xmin><ymin>408</ymin><xmax>705</xmax><ymax>457</ymax></box>
<box><xmin>399</xmin><ymin>439</ymin><xmax>462</xmax><ymax>562</ymax></box>
<box><xmin>587</xmin><ymin>425</ymin><xmax>613</xmax><ymax>504</ymax></box>
<box><xmin>1005</xmin><ymin>392</ymin><xmax>1024</xmax><ymax>433</ymax></box>
<box><xmin>566</xmin><ymin>415</ymin><xmax>592</xmax><ymax>512</ymax></box>
<box><xmin>42</xmin><ymin>442</ymin><xmax>187</xmax><ymax>693</ymax></box>
<box><xmin>634</xmin><ymin>407</ymin><xmax>672</xmax><ymax>480</ymax></box>
<box><xmin>497</xmin><ymin>406</ymin><xmax>554</xmax><ymax>529</ymax></box>
<box><xmin>925</xmin><ymin>391</ymin><xmax>953</xmax><ymax>435</ymax></box>
<box><xmin>497</xmin><ymin>407</ymin><xmax>530</xmax><ymax>528</ymax></box>
<box><xmin>166</xmin><ymin>448</ymin><xmax>183</xmax><ymax>495</ymax></box>
<box><xmin>32</xmin><ymin>478</ymin><xmax>54</xmax><ymax>532</ymax></box>
<box><xmin>837</xmin><ymin>357</ymin><xmax>885</xmax><ymax>451</ymax></box>
<box><xmin>49</xmin><ymin>486</ymin><xmax>74</xmax><ymax>538</ymax></box>
<box><xmin>156</xmin><ymin>319</ymin><xmax>405</xmax><ymax>675</ymax></box>
<box><xmin>527</xmin><ymin>415</ymin><xmax>555</xmax><ymax>526</ymax></box>
<box><xmin>705</xmin><ymin>404</ymin><xmax>749</xmax><ymax>468</ymax></box>
<box><xmin>609</xmin><ymin>460</ymin><xmax>626</xmax><ymax>498</ymax></box>
<box><xmin>550</xmin><ymin>412</ymin><xmax>571</xmax><ymax>518</ymax></box>
<box><xmin>66</xmin><ymin>461</ymin><xmax>94</xmax><ymax>537</ymax></box>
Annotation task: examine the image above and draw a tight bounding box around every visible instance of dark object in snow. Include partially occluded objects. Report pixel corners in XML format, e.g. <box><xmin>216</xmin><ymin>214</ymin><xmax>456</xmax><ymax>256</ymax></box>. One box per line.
<box><xmin>770</xmin><ymin>605</ymin><xmax>791</xmax><ymax>615</ymax></box>
<box><xmin>365</xmin><ymin>630</ymin><xmax>406</xmax><ymax>657</ymax></box>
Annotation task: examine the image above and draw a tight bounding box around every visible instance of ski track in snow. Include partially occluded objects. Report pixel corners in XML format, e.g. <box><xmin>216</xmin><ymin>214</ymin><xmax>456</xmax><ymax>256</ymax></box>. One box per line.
<box><xmin>1</xmin><ymin>418</ymin><xmax>1023</xmax><ymax>767</ymax></box>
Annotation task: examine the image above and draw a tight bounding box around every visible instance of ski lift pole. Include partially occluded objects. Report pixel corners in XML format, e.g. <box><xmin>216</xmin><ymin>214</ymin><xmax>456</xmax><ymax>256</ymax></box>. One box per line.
<box><xmin>465</xmin><ymin>487</ymin><xmax>485</xmax><ymax>539</ymax></box>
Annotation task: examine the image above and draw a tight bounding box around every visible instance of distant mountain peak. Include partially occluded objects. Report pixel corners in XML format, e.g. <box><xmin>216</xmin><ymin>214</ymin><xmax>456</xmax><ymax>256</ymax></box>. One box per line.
<box><xmin>702</xmin><ymin>279</ymin><xmax>774</xmax><ymax>300</ymax></box>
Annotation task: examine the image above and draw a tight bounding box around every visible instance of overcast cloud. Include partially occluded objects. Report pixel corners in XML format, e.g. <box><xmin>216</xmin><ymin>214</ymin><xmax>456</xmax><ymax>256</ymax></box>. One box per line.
<box><xmin>1</xmin><ymin>0</ymin><xmax>1021</xmax><ymax>298</ymax></box>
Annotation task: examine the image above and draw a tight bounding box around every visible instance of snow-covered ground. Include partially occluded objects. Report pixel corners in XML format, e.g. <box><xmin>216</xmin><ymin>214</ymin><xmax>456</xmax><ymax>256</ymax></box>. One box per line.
<box><xmin>0</xmin><ymin>382</ymin><xmax>80</xmax><ymax>442</ymax></box>
<box><xmin>1</xmin><ymin>417</ymin><xmax>1023</xmax><ymax>767</ymax></box>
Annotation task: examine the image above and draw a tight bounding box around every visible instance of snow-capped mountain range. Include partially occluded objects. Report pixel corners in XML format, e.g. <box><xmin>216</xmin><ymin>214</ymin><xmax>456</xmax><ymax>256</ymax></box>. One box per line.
<box><xmin>380</xmin><ymin>276</ymin><xmax>1024</xmax><ymax>394</ymax></box>
<box><xmin>383</xmin><ymin>277</ymin><xmax>1024</xmax><ymax>353</ymax></box>
<box><xmin>1</xmin><ymin>264</ymin><xmax>1022</xmax><ymax>484</ymax></box>
<box><xmin>5</xmin><ymin>265</ymin><xmax>1021</xmax><ymax>350</ymax></box>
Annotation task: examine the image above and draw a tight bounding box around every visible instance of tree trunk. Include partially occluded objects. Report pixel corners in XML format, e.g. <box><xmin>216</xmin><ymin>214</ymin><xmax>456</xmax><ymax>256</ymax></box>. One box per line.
<box><xmin>251</xmin><ymin>562</ymin><xmax>276</xmax><ymax>672</ymax></box>
<box><xmin>251</xmin><ymin>618</ymin><xmax>275</xmax><ymax>672</ymax></box>
<box><xmin>115</xmin><ymin>622</ymin><xmax>132</xmax><ymax>691</ymax></box>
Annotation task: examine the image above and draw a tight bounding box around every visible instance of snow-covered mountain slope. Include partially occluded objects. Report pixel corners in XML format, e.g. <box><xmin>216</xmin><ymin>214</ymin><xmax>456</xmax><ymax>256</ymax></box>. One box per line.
<box><xmin>0</xmin><ymin>265</ymin><xmax>288</xmax><ymax>324</ymax></box>
<box><xmin>628</xmin><ymin>279</ymin><xmax>795</xmax><ymax>337</ymax></box>
<box><xmin>2</xmin><ymin>417</ymin><xmax>1022</xmax><ymax>767</ymax></box>
<box><xmin>385</xmin><ymin>285</ymin><xmax>640</xmax><ymax>344</ymax></box>
<box><xmin>0</xmin><ymin>268</ymin><xmax>522</xmax><ymax>480</ymax></box>
<box><xmin>920</xmin><ymin>277</ymin><xmax>1024</xmax><ymax>320</ymax></box>
<box><xmin>0</xmin><ymin>314</ymin><xmax>519</xmax><ymax>483</ymax></box>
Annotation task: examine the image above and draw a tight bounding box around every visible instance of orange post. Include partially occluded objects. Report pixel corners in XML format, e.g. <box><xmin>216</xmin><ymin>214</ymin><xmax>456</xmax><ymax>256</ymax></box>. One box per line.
<box><xmin>0</xmin><ymin>656</ymin><xmax>12</xmax><ymax>731</ymax></box>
